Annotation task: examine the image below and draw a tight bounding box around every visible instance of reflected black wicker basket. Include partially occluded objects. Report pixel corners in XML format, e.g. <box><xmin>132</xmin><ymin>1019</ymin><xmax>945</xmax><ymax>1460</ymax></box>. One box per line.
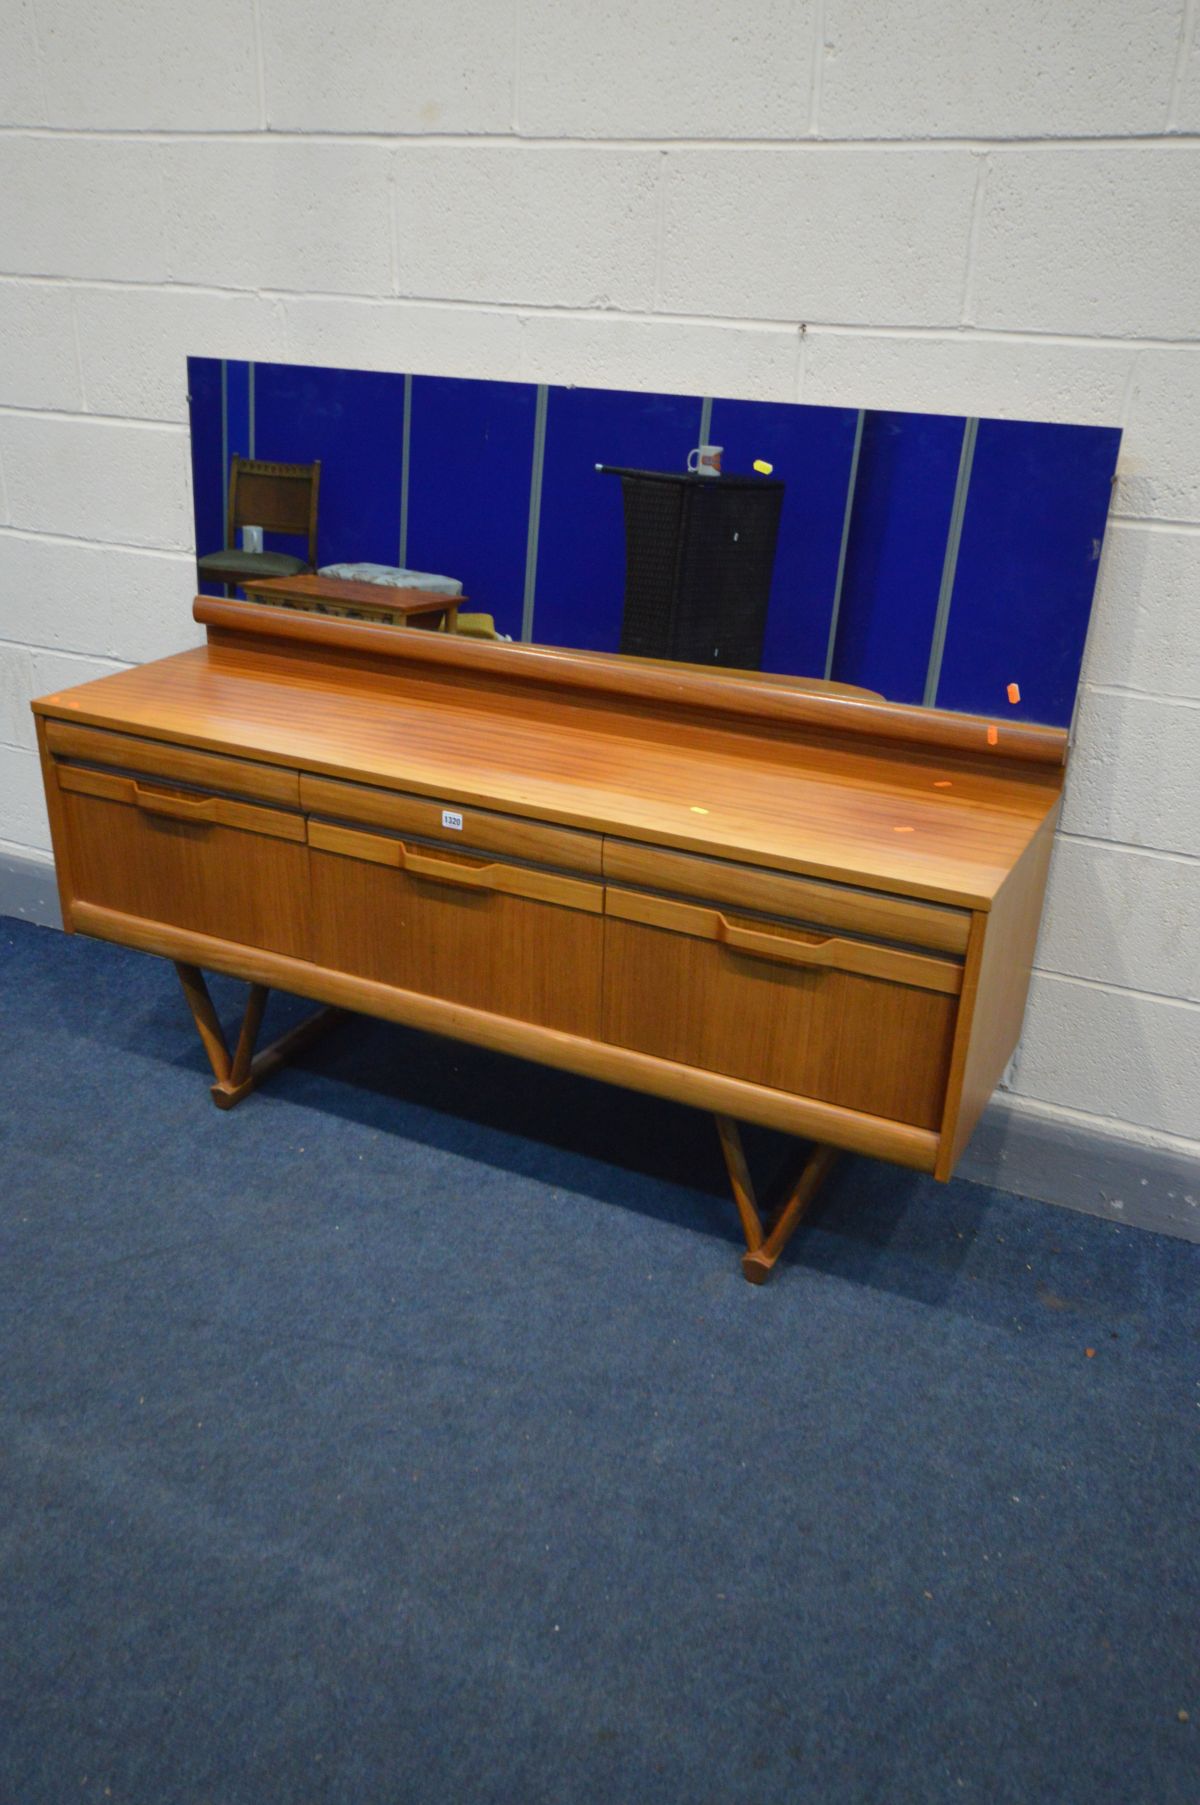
<box><xmin>603</xmin><ymin>467</ymin><xmax>785</xmax><ymax>670</ymax></box>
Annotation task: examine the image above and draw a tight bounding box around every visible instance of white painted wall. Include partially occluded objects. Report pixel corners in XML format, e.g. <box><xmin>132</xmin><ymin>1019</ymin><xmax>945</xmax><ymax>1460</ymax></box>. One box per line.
<box><xmin>2</xmin><ymin>0</ymin><xmax>1198</xmax><ymax>1165</ymax></box>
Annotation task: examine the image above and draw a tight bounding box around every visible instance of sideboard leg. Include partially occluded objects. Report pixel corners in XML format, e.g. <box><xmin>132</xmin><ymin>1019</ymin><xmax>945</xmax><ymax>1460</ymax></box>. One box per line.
<box><xmin>173</xmin><ymin>962</ymin><xmax>344</xmax><ymax>1110</ymax></box>
<box><xmin>715</xmin><ymin>1114</ymin><xmax>839</xmax><ymax>1284</ymax></box>
<box><xmin>741</xmin><ymin>1144</ymin><xmax>840</xmax><ymax>1284</ymax></box>
<box><xmin>210</xmin><ymin>1000</ymin><xmax>345</xmax><ymax>1110</ymax></box>
<box><xmin>714</xmin><ymin>1114</ymin><xmax>765</xmax><ymax>1257</ymax></box>
<box><xmin>174</xmin><ymin>961</ymin><xmax>232</xmax><ymax>1084</ymax></box>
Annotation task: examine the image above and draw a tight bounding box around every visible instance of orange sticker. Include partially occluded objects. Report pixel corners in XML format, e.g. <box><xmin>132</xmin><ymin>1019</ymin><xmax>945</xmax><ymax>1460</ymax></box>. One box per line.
<box><xmin>987</xmin><ymin>725</ymin><xmax>998</xmax><ymax>746</ymax></box>
<box><xmin>933</xmin><ymin>779</ymin><xmax>952</xmax><ymax>788</ymax></box>
<box><xmin>1007</xmin><ymin>682</ymin><xmax>1021</xmax><ymax>705</ymax></box>
<box><xmin>893</xmin><ymin>825</ymin><xmax>914</xmax><ymax>833</ymax></box>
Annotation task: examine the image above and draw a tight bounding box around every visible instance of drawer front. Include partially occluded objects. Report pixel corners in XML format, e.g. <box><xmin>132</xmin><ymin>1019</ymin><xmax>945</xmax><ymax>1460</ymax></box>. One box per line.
<box><xmin>302</xmin><ymin>774</ymin><xmax>602</xmax><ymax>876</ymax></box>
<box><xmin>57</xmin><ymin>765</ymin><xmax>309</xmax><ymax>959</ymax></box>
<box><xmin>308</xmin><ymin>820</ymin><xmax>603</xmax><ymax>1036</ymax></box>
<box><xmin>45</xmin><ymin>719</ymin><xmax>300</xmax><ymax>807</ymax></box>
<box><xmin>604</xmin><ymin>839</ymin><xmax>970</xmax><ymax>955</ymax></box>
<box><xmin>606</xmin><ymin>888</ymin><xmax>961</xmax><ymax>995</ymax></box>
<box><xmin>602</xmin><ymin>897</ymin><xmax>959</xmax><ymax>1129</ymax></box>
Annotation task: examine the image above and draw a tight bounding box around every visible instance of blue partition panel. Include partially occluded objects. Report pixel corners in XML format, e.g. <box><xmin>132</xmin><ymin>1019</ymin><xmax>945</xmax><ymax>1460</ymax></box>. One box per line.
<box><xmin>406</xmin><ymin>376</ymin><xmax>538</xmax><ymax>640</ymax></box>
<box><xmin>186</xmin><ymin>357</ymin><xmax>225</xmax><ymax>594</ymax></box>
<box><xmin>226</xmin><ymin>358</ymin><xmax>251</xmax><ymax>471</ymax></box>
<box><xmin>253</xmin><ymin>362</ymin><xmax>404</xmax><ymax>571</ymax></box>
<box><xmin>191</xmin><ymin>357</ymin><xmax>251</xmax><ymax>594</ymax></box>
<box><xmin>831</xmin><ymin>412</ymin><xmax>967</xmax><ymax>703</ymax></box>
<box><xmin>534</xmin><ymin>386</ymin><xmax>703</xmax><ymax>652</ymax></box>
<box><xmin>709</xmin><ymin>398</ymin><xmax>860</xmax><ymax>679</ymax></box>
<box><xmin>936</xmin><ymin>420</ymin><xmax>1122</xmax><ymax>725</ymax></box>
<box><xmin>183</xmin><ymin>356</ymin><xmax>1121</xmax><ymax>728</ymax></box>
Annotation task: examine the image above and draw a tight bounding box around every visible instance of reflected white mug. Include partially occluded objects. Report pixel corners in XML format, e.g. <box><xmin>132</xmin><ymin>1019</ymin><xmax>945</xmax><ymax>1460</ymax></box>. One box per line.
<box><xmin>687</xmin><ymin>444</ymin><xmax>723</xmax><ymax>477</ymax></box>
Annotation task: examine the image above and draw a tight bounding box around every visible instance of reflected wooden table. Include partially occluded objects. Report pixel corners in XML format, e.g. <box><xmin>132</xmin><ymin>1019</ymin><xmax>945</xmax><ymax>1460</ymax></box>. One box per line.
<box><xmin>242</xmin><ymin>572</ymin><xmax>460</xmax><ymax>633</ymax></box>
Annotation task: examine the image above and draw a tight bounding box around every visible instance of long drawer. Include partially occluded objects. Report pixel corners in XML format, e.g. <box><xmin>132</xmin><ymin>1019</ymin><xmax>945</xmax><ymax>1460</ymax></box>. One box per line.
<box><xmin>307</xmin><ymin>816</ymin><xmax>604</xmax><ymax>1037</ymax></box>
<box><xmin>44</xmin><ymin>719</ymin><xmax>300</xmax><ymax>807</ymax></box>
<box><xmin>302</xmin><ymin>774</ymin><xmax>603</xmax><ymax>875</ymax></box>
<box><xmin>53</xmin><ymin>759</ymin><xmax>309</xmax><ymax>959</ymax></box>
<box><xmin>601</xmin><ymin>849</ymin><xmax>965</xmax><ymax>1128</ymax></box>
<box><xmin>603</xmin><ymin>838</ymin><xmax>971</xmax><ymax>955</ymax></box>
<box><xmin>603</xmin><ymin>910</ymin><xmax>958</xmax><ymax>1130</ymax></box>
<box><xmin>605</xmin><ymin>888</ymin><xmax>962</xmax><ymax>995</ymax></box>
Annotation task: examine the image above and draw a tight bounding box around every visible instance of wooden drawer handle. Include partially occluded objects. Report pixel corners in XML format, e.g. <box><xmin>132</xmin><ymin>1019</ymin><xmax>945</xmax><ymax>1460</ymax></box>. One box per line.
<box><xmin>609</xmin><ymin>887</ymin><xmax>835</xmax><ymax>965</ymax></box>
<box><xmin>131</xmin><ymin>783</ymin><xmax>218</xmax><ymax>824</ymax></box>
<box><xmin>308</xmin><ymin>819</ymin><xmax>602</xmax><ymax>914</ymax></box>
<box><xmin>606</xmin><ymin>885</ymin><xmax>961</xmax><ymax>995</ymax></box>
<box><xmin>400</xmin><ymin>845</ymin><xmax>499</xmax><ymax>889</ymax></box>
<box><xmin>56</xmin><ymin>762</ymin><xmax>305</xmax><ymax>843</ymax></box>
<box><xmin>717</xmin><ymin>914</ymin><xmax>836</xmax><ymax>968</ymax></box>
<box><xmin>401</xmin><ymin>845</ymin><xmax>600</xmax><ymax>912</ymax></box>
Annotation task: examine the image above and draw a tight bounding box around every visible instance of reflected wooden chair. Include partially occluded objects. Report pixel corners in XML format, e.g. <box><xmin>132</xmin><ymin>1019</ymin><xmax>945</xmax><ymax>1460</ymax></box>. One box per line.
<box><xmin>197</xmin><ymin>456</ymin><xmax>321</xmax><ymax>597</ymax></box>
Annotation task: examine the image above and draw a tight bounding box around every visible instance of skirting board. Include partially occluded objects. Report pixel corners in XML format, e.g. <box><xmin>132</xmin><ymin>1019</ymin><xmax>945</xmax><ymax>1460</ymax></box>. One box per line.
<box><xmin>958</xmin><ymin>1099</ymin><xmax>1200</xmax><ymax>1244</ymax></box>
<box><xmin>1</xmin><ymin>846</ymin><xmax>62</xmax><ymax>930</ymax></box>
<box><xmin>3</xmin><ymin>846</ymin><xmax>1197</xmax><ymax>1243</ymax></box>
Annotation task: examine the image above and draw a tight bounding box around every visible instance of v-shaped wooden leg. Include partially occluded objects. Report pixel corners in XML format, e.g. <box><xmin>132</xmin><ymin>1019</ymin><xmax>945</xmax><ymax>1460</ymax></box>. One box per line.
<box><xmin>715</xmin><ymin>1115</ymin><xmax>839</xmax><ymax>1284</ymax></box>
<box><xmin>173</xmin><ymin>963</ymin><xmax>343</xmax><ymax>1110</ymax></box>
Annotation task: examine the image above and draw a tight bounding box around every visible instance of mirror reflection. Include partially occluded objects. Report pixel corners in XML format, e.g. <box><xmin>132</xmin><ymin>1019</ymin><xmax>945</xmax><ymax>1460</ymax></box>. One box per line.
<box><xmin>187</xmin><ymin>359</ymin><xmax>1121</xmax><ymax>728</ymax></box>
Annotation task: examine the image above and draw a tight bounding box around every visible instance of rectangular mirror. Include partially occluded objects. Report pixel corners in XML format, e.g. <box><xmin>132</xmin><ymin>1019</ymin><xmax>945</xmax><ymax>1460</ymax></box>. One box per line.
<box><xmin>187</xmin><ymin>358</ymin><xmax>1121</xmax><ymax>728</ymax></box>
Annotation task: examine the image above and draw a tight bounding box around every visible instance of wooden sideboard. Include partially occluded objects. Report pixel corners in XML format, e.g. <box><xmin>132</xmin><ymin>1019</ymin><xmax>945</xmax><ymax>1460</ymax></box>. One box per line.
<box><xmin>33</xmin><ymin>598</ymin><xmax>1066</xmax><ymax>1281</ymax></box>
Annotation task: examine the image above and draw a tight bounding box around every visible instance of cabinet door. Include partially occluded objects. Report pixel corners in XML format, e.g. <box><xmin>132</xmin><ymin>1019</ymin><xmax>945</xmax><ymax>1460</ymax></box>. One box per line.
<box><xmin>56</xmin><ymin>764</ymin><xmax>309</xmax><ymax>958</ymax></box>
<box><xmin>308</xmin><ymin>820</ymin><xmax>604</xmax><ymax>1036</ymax></box>
<box><xmin>603</xmin><ymin>890</ymin><xmax>960</xmax><ymax>1129</ymax></box>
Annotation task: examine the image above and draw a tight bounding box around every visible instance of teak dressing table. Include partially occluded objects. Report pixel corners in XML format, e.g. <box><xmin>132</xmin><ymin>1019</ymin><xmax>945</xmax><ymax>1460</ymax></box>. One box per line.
<box><xmin>33</xmin><ymin>598</ymin><xmax>1066</xmax><ymax>1282</ymax></box>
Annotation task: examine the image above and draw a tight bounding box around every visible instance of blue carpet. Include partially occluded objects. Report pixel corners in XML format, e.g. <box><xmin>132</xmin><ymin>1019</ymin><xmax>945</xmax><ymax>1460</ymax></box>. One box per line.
<box><xmin>1</xmin><ymin>916</ymin><xmax>1197</xmax><ymax>1804</ymax></box>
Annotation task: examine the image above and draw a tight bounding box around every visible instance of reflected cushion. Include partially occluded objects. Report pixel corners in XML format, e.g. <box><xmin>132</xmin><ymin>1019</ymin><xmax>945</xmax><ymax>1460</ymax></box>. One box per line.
<box><xmin>318</xmin><ymin>561</ymin><xmax>463</xmax><ymax>595</ymax></box>
<box><xmin>197</xmin><ymin>551</ymin><xmax>308</xmax><ymax>578</ymax></box>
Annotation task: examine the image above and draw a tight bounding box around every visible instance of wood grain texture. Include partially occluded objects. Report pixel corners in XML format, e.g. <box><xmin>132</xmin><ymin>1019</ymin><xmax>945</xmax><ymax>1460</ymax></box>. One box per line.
<box><xmin>935</xmin><ymin>806</ymin><xmax>1062</xmax><ymax>1179</ymax></box>
<box><xmin>36</xmin><ymin>714</ymin><xmax>77</xmax><ymax>931</ymax></box>
<box><xmin>604</xmin><ymin>840</ymin><xmax>971</xmax><ymax>954</ymax></box>
<box><xmin>32</xmin><ymin>640</ymin><xmax>1062</xmax><ymax>909</ymax></box>
<box><xmin>303</xmin><ymin>773</ymin><xmax>603</xmax><ymax>875</ymax></box>
<box><xmin>602</xmin><ymin>915</ymin><xmax>958</xmax><ymax>1130</ymax></box>
<box><xmin>308</xmin><ymin>846</ymin><xmax>604</xmax><ymax>1038</ymax></box>
<box><xmin>44</xmin><ymin>718</ymin><xmax>300</xmax><ymax>806</ymax></box>
<box><xmin>191</xmin><ymin>597</ymin><xmax>1070</xmax><ymax>769</ymax></box>
<box><xmin>715</xmin><ymin>1114</ymin><xmax>765</xmax><ymax>1253</ymax></box>
<box><xmin>308</xmin><ymin>819</ymin><xmax>604</xmax><ymax>914</ymax></box>
<box><xmin>611</xmin><ymin>652</ymin><xmax>883</xmax><ymax>699</ymax></box>
<box><xmin>58</xmin><ymin>764</ymin><xmax>305</xmax><ymax>843</ymax></box>
<box><xmin>173</xmin><ymin>961</ymin><xmax>232</xmax><ymax>1081</ymax></box>
<box><xmin>59</xmin><ymin>783</ymin><xmax>310</xmax><ymax>960</ymax></box>
<box><xmin>72</xmin><ymin>901</ymin><xmax>942</xmax><ymax>1169</ymax></box>
<box><xmin>32</xmin><ymin>594</ymin><xmax>1066</xmax><ymax>1196</ymax></box>
<box><xmin>605</xmin><ymin>887</ymin><xmax>962</xmax><ymax>994</ymax></box>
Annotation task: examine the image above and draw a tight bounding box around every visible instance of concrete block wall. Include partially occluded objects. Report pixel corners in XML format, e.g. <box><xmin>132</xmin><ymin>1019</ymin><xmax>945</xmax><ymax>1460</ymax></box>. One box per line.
<box><xmin>2</xmin><ymin>0</ymin><xmax>1198</xmax><ymax>1214</ymax></box>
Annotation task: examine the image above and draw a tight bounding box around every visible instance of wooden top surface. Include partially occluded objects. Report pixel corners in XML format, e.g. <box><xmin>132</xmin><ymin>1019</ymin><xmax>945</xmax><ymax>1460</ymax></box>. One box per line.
<box><xmin>34</xmin><ymin>627</ymin><xmax>1062</xmax><ymax>909</ymax></box>
<box><xmin>243</xmin><ymin>574</ymin><xmax>460</xmax><ymax>614</ymax></box>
